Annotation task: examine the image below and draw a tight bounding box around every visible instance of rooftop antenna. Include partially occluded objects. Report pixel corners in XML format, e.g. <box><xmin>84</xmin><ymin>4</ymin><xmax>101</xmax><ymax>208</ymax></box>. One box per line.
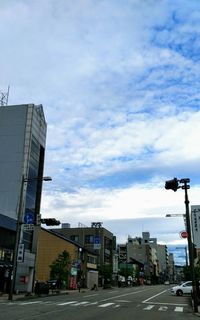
<box><xmin>0</xmin><ymin>85</ymin><xmax>10</xmax><ymax>106</ymax></box>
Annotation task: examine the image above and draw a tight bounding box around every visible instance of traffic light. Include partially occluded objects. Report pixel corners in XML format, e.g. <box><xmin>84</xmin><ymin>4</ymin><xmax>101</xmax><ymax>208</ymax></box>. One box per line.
<box><xmin>40</xmin><ymin>218</ymin><xmax>60</xmax><ymax>226</ymax></box>
<box><xmin>165</xmin><ymin>178</ymin><xmax>179</xmax><ymax>192</ymax></box>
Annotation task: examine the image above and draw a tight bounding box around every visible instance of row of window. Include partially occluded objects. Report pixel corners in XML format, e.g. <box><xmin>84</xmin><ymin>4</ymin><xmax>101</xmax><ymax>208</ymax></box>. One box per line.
<box><xmin>0</xmin><ymin>249</ymin><xmax>13</xmax><ymax>263</ymax></box>
<box><xmin>70</xmin><ymin>235</ymin><xmax>99</xmax><ymax>244</ymax></box>
<box><xmin>70</xmin><ymin>235</ymin><xmax>113</xmax><ymax>247</ymax></box>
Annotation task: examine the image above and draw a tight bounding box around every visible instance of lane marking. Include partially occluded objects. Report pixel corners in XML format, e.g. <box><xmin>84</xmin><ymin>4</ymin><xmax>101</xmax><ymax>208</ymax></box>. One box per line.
<box><xmin>83</xmin><ymin>302</ymin><xmax>98</xmax><ymax>306</ymax></box>
<box><xmin>143</xmin><ymin>305</ymin><xmax>154</xmax><ymax>310</ymax></box>
<box><xmin>99</xmin><ymin>288</ymin><xmax>151</xmax><ymax>303</ymax></box>
<box><xmin>72</xmin><ymin>301</ymin><xmax>89</xmax><ymax>306</ymax></box>
<box><xmin>158</xmin><ymin>306</ymin><xmax>168</xmax><ymax>311</ymax></box>
<box><xmin>57</xmin><ymin>301</ymin><xmax>77</xmax><ymax>306</ymax></box>
<box><xmin>99</xmin><ymin>302</ymin><xmax>115</xmax><ymax>308</ymax></box>
<box><xmin>19</xmin><ymin>301</ymin><xmax>41</xmax><ymax>305</ymax></box>
<box><xmin>175</xmin><ymin>306</ymin><xmax>183</xmax><ymax>312</ymax></box>
<box><xmin>143</xmin><ymin>290</ymin><xmax>168</xmax><ymax>303</ymax></box>
<box><xmin>142</xmin><ymin>289</ymin><xmax>188</xmax><ymax>307</ymax></box>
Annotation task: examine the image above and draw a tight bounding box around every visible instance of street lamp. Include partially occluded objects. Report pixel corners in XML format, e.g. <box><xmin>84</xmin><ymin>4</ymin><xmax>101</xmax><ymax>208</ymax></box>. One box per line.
<box><xmin>165</xmin><ymin>177</ymin><xmax>198</xmax><ymax>312</ymax></box>
<box><xmin>9</xmin><ymin>175</ymin><xmax>52</xmax><ymax>300</ymax></box>
<box><xmin>165</xmin><ymin>213</ymin><xmax>187</xmax><ymax>229</ymax></box>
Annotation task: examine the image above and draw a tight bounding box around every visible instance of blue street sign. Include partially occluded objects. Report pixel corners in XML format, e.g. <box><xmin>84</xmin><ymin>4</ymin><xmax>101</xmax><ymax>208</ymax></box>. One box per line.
<box><xmin>24</xmin><ymin>213</ymin><xmax>34</xmax><ymax>224</ymax></box>
<box><xmin>94</xmin><ymin>236</ymin><xmax>100</xmax><ymax>244</ymax></box>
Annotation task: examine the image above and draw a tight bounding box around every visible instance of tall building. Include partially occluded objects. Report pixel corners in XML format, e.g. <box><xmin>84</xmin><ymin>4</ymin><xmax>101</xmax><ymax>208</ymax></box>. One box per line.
<box><xmin>0</xmin><ymin>104</ymin><xmax>47</xmax><ymax>293</ymax></box>
<box><xmin>123</xmin><ymin>232</ymin><xmax>169</xmax><ymax>283</ymax></box>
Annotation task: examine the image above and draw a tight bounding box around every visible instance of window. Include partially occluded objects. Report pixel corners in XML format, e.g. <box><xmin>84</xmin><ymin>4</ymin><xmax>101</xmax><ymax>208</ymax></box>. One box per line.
<box><xmin>70</xmin><ymin>235</ymin><xmax>79</xmax><ymax>242</ymax></box>
<box><xmin>87</xmin><ymin>256</ymin><xmax>97</xmax><ymax>264</ymax></box>
<box><xmin>85</xmin><ymin>235</ymin><xmax>94</xmax><ymax>244</ymax></box>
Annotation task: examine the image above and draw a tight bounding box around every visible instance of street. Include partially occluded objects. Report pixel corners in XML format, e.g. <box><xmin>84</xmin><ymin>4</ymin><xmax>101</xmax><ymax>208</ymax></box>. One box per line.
<box><xmin>0</xmin><ymin>285</ymin><xmax>195</xmax><ymax>320</ymax></box>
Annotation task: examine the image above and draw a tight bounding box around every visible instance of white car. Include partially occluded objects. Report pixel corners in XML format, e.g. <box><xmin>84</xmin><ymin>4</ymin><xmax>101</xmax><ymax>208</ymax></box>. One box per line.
<box><xmin>171</xmin><ymin>281</ymin><xmax>192</xmax><ymax>296</ymax></box>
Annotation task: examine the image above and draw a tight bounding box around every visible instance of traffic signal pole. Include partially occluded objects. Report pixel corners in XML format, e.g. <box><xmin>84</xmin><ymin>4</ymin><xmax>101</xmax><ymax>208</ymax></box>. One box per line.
<box><xmin>165</xmin><ymin>177</ymin><xmax>198</xmax><ymax>313</ymax></box>
<box><xmin>182</xmin><ymin>180</ymin><xmax>198</xmax><ymax>313</ymax></box>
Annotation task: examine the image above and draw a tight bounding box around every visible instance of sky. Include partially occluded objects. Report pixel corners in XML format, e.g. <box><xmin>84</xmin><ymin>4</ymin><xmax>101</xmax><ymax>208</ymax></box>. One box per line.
<box><xmin>1</xmin><ymin>0</ymin><xmax>200</xmax><ymax>264</ymax></box>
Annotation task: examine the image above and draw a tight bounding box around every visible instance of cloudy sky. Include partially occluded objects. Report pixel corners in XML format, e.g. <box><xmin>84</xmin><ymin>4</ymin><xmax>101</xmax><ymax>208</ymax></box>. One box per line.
<box><xmin>1</xmin><ymin>0</ymin><xmax>200</xmax><ymax>263</ymax></box>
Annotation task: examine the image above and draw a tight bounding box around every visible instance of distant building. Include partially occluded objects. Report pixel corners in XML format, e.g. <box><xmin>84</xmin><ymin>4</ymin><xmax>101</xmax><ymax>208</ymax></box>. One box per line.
<box><xmin>168</xmin><ymin>253</ymin><xmax>175</xmax><ymax>283</ymax></box>
<box><xmin>51</xmin><ymin>222</ymin><xmax>116</xmax><ymax>283</ymax></box>
<box><xmin>119</xmin><ymin>232</ymin><xmax>169</xmax><ymax>284</ymax></box>
<box><xmin>0</xmin><ymin>104</ymin><xmax>47</xmax><ymax>293</ymax></box>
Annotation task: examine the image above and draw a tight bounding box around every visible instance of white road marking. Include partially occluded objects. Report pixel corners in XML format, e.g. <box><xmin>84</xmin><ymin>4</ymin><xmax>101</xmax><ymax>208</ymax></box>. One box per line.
<box><xmin>143</xmin><ymin>301</ymin><xmax>187</xmax><ymax>306</ymax></box>
<box><xmin>99</xmin><ymin>302</ymin><xmax>115</xmax><ymax>308</ymax></box>
<box><xmin>115</xmin><ymin>300</ymin><xmax>131</xmax><ymax>303</ymax></box>
<box><xmin>143</xmin><ymin>305</ymin><xmax>154</xmax><ymax>310</ymax></box>
<box><xmin>72</xmin><ymin>301</ymin><xmax>89</xmax><ymax>306</ymax></box>
<box><xmin>158</xmin><ymin>306</ymin><xmax>168</xmax><ymax>311</ymax></box>
<box><xmin>100</xmin><ymin>288</ymin><xmax>150</xmax><ymax>303</ymax></box>
<box><xmin>83</xmin><ymin>302</ymin><xmax>98</xmax><ymax>306</ymax></box>
<box><xmin>57</xmin><ymin>301</ymin><xmax>77</xmax><ymax>306</ymax></box>
<box><xmin>19</xmin><ymin>301</ymin><xmax>41</xmax><ymax>305</ymax></box>
<box><xmin>143</xmin><ymin>290</ymin><xmax>168</xmax><ymax>303</ymax></box>
<box><xmin>174</xmin><ymin>306</ymin><xmax>183</xmax><ymax>312</ymax></box>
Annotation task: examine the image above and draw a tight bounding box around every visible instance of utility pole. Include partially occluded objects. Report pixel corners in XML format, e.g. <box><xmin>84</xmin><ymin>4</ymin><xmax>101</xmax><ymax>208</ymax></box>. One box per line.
<box><xmin>165</xmin><ymin>178</ymin><xmax>198</xmax><ymax>313</ymax></box>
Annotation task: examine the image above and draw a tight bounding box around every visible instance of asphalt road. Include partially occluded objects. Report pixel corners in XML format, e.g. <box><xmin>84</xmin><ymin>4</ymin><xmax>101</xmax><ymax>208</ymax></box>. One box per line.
<box><xmin>0</xmin><ymin>285</ymin><xmax>196</xmax><ymax>320</ymax></box>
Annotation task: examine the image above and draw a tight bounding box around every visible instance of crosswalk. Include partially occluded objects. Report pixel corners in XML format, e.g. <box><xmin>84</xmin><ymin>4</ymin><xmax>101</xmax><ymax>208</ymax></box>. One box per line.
<box><xmin>142</xmin><ymin>304</ymin><xmax>184</xmax><ymax>312</ymax></box>
<box><xmin>3</xmin><ymin>300</ymin><xmax>120</xmax><ymax>309</ymax></box>
<box><xmin>2</xmin><ymin>300</ymin><xmax>187</xmax><ymax>312</ymax></box>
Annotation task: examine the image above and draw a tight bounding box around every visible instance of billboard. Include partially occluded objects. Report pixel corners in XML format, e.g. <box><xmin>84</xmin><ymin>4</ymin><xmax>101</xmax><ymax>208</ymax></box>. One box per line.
<box><xmin>191</xmin><ymin>205</ymin><xmax>200</xmax><ymax>248</ymax></box>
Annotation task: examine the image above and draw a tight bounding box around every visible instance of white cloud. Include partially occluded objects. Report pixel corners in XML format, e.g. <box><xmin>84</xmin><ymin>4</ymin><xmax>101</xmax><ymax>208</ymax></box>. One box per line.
<box><xmin>1</xmin><ymin>0</ymin><xmax>200</xmax><ymax>247</ymax></box>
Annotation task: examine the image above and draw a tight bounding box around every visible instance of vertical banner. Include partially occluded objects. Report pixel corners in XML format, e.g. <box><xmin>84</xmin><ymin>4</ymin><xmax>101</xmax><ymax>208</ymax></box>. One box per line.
<box><xmin>191</xmin><ymin>205</ymin><xmax>200</xmax><ymax>248</ymax></box>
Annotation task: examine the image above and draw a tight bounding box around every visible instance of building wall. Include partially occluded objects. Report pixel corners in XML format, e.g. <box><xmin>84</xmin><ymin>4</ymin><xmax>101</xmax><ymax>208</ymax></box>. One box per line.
<box><xmin>127</xmin><ymin>243</ymin><xmax>146</xmax><ymax>264</ymax></box>
<box><xmin>156</xmin><ymin>244</ymin><xmax>168</xmax><ymax>273</ymax></box>
<box><xmin>36</xmin><ymin>229</ymin><xmax>78</xmax><ymax>282</ymax></box>
<box><xmin>0</xmin><ymin>105</ymin><xmax>27</xmax><ymax>219</ymax></box>
<box><xmin>0</xmin><ymin>104</ymin><xmax>47</xmax><ymax>293</ymax></box>
<box><xmin>121</xmin><ymin>233</ymin><xmax>169</xmax><ymax>283</ymax></box>
<box><xmin>52</xmin><ymin>226</ymin><xmax>114</xmax><ymax>270</ymax></box>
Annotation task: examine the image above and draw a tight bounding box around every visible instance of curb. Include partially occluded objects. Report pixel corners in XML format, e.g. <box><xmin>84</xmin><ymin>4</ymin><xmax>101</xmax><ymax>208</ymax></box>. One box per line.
<box><xmin>0</xmin><ymin>289</ymin><xmax>89</xmax><ymax>302</ymax></box>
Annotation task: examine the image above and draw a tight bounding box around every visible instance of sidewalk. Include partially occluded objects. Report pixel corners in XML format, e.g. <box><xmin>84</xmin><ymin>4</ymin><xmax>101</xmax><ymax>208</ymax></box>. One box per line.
<box><xmin>0</xmin><ymin>288</ymin><xmax>89</xmax><ymax>302</ymax></box>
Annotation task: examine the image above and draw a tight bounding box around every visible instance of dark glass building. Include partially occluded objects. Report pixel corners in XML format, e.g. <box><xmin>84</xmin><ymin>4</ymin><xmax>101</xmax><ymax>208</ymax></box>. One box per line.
<box><xmin>0</xmin><ymin>104</ymin><xmax>47</xmax><ymax>293</ymax></box>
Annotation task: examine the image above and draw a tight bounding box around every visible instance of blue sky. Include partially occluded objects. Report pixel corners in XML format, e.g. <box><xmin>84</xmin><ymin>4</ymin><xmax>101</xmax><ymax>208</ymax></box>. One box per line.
<box><xmin>1</xmin><ymin>0</ymin><xmax>200</xmax><ymax>263</ymax></box>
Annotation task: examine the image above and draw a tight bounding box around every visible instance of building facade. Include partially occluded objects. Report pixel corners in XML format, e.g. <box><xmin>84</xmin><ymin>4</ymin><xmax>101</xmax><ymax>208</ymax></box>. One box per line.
<box><xmin>51</xmin><ymin>222</ymin><xmax>115</xmax><ymax>283</ymax></box>
<box><xmin>0</xmin><ymin>104</ymin><xmax>47</xmax><ymax>293</ymax></box>
<box><xmin>120</xmin><ymin>232</ymin><xmax>169</xmax><ymax>284</ymax></box>
<box><xmin>36</xmin><ymin>228</ymin><xmax>98</xmax><ymax>289</ymax></box>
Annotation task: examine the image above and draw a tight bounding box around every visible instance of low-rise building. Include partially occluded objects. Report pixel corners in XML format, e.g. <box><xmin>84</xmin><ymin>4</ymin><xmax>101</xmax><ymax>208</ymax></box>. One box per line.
<box><xmin>51</xmin><ymin>222</ymin><xmax>115</xmax><ymax>277</ymax></box>
<box><xmin>36</xmin><ymin>228</ymin><xmax>98</xmax><ymax>289</ymax></box>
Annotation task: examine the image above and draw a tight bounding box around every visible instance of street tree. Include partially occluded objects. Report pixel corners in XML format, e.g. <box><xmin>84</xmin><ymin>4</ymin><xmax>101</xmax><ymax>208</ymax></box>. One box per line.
<box><xmin>49</xmin><ymin>250</ymin><xmax>71</xmax><ymax>288</ymax></box>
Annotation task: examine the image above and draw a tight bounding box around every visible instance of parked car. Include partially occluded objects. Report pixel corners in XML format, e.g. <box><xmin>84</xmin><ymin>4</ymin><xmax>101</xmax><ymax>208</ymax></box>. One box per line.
<box><xmin>47</xmin><ymin>279</ymin><xmax>57</xmax><ymax>290</ymax></box>
<box><xmin>171</xmin><ymin>281</ymin><xmax>192</xmax><ymax>296</ymax></box>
